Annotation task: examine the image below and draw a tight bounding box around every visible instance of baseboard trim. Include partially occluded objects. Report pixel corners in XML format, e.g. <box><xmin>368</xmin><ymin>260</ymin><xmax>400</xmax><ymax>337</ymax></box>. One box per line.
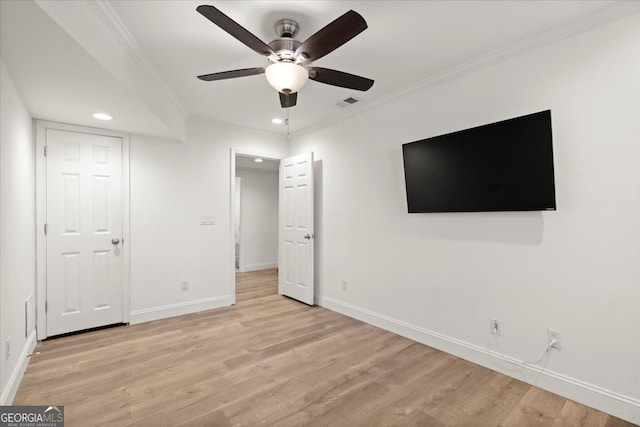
<box><xmin>129</xmin><ymin>295</ymin><xmax>232</xmax><ymax>324</ymax></box>
<box><xmin>0</xmin><ymin>330</ymin><xmax>37</xmax><ymax>405</ymax></box>
<box><xmin>242</xmin><ymin>263</ymin><xmax>277</xmax><ymax>272</ymax></box>
<box><xmin>320</xmin><ymin>296</ymin><xmax>640</xmax><ymax>425</ymax></box>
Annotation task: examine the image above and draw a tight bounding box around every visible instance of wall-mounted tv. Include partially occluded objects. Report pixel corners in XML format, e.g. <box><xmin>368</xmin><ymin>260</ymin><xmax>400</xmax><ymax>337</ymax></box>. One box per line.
<box><xmin>402</xmin><ymin>110</ymin><xmax>556</xmax><ymax>213</ymax></box>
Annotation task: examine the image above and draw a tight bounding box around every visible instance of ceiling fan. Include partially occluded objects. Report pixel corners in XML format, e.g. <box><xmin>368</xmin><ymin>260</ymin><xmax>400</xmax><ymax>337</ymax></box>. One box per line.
<box><xmin>196</xmin><ymin>5</ymin><xmax>374</xmax><ymax>108</ymax></box>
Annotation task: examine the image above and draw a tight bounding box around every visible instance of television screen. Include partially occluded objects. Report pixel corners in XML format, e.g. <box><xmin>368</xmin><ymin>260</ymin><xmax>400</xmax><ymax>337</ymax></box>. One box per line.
<box><xmin>402</xmin><ymin>110</ymin><xmax>556</xmax><ymax>213</ymax></box>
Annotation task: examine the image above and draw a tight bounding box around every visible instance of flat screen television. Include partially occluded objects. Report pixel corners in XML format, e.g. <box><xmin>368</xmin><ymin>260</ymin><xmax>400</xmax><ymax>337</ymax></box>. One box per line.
<box><xmin>402</xmin><ymin>110</ymin><xmax>556</xmax><ymax>213</ymax></box>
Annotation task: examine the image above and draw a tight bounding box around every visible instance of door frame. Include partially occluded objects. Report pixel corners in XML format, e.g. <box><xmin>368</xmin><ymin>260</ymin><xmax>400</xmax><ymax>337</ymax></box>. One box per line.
<box><xmin>35</xmin><ymin>120</ymin><xmax>131</xmax><ymax>340</ymax></box>
<box><xmin>234</xmin><ymin>172</ymin><xmax>245</xmax><ymax>272</ymax></box>
<box><xmin>229</xmin><ymin>149</ymin><xmax>282</xmax><ymax>304</ymax></box>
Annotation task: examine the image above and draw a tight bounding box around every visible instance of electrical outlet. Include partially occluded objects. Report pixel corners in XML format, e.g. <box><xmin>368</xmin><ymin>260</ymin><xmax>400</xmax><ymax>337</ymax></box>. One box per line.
<box><xmin>548</xmin><ymin>328</ymin><xmax>562</xmax><ymax>349</ymax></box>
<box><xmin>5</xmin><ymin>338</ymin><xmax>10</xmax><ymax>361</ymax></box>
<box><xmin>341</xmin><ymin>279</ymin><xmax>347</xmax><ymax>291</ymax></box>
<box><xmin>180</xmin><ymin>280</ymin><xmax>190</xmax><ymax>291</ymax></box>
<box><xmin>490</xmin><ymin>319</ymin><xmax>501</xmax><ymax>336</ymax></box>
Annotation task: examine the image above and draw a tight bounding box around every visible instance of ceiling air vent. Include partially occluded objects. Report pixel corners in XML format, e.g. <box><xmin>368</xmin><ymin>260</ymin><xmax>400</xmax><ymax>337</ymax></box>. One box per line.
<box><xmin>337</xmin><ymin>97</ymin><xmax>360</xmax><ymax>107</ymax></box>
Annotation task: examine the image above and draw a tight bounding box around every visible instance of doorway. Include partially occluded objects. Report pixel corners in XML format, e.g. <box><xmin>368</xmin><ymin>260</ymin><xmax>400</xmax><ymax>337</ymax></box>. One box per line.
<box><xmin>36</xmin><ymin>121</ymin><xmax>131</xmax><ymax>340</ymax></box>
<box><xmin>232</xmin><ymin>152</ymin><xmax>280</xmax><ymax>301</ymax></box>
<box><xmin>229</xmin><ymin>150</ymin><xmax>316</xmax><ymax>306</ymax></box>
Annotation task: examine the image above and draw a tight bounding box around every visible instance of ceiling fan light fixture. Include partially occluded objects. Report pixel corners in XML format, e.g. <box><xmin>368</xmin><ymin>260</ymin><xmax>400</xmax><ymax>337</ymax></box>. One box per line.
<box><xmin>265</xmin><ymin>62</ymin><xmax>308</xmax><ymax>94</ymax></box>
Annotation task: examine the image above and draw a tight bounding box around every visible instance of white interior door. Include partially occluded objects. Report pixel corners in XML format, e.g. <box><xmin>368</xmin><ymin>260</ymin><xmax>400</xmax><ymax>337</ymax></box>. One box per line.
<box><xmin>45</xmin><ymin>129</ymin><xmax>124</xmax><ymax>336</ymax></box>
<box><xmin>279</xmin><ymin>153</ymin><xmax>314</xmax><ymax>305</ymax></box>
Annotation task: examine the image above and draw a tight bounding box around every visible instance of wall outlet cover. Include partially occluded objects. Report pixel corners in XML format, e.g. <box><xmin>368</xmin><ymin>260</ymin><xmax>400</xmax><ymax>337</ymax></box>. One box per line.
<box><xmin>548</xmin><ymin>328</ymin><xmax>562</xmax><ymax>349</ymax></box>
<box><xmin>490</xmin><ymin>319</ymin><xmax>502</xmax><ymax>336</ymax></box>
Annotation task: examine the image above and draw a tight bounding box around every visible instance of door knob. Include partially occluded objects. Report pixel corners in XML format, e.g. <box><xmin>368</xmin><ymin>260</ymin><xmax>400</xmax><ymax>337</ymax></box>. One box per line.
<box><xmin>111</xmin><ymin>238</ymin><xmax>120</xmax><ymax>245</ymax></box>
<box><xmin>303</xmin><ymin>234</ymin><xmax>314</xmax><ymax>240</ymax></box>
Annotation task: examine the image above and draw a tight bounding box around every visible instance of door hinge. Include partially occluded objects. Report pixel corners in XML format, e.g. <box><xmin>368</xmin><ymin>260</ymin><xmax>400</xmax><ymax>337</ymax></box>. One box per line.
<box><xmin>44</xmin><ymin>146</ymin><xmax>47</xmax><ymax>157</ymax></box>
<box><xmin>45</xmin><ymin>301</ymin><xmax>48</xmax><ymax>313</ymax></box>
<box><xmin>44</xmin><ymin>223</ymin><xmax>47</xmax><ymax>234</ymax></box>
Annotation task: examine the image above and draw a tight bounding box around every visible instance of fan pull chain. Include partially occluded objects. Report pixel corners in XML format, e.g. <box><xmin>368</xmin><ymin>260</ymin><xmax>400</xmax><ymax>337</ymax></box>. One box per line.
<box><xmin>285</xmin><ymin>107</ymin><xmax>291</xmax><ymax>140</ymax></box>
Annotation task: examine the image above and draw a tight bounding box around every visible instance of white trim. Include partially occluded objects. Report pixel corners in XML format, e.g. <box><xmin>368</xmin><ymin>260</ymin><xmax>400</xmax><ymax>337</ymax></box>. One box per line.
<box><xmin>121</xmin><ymin>133</ymin><xmax>131</xmax><ymax>324</ymax></box>
<box><xmin>0</xmin><ymin>330</ymin><xmax>36</xmax><ymax>405</ymax></box>
<box><xmin>243</xmin><ymin>263</ymin><xmax>278</xmax><ymax>272</ymax></box>
<box><xmin>320</xmin><ymin>296</ymin><xmax>640</xmax><ymax>425</ymax></box>
<box><xmin>86</xmin><ymin>0</ymin><xmax>189</xmax><ymax>120</ymax></box>
<box><xmin>229</xmin><ymin>150</ymin><xmax>237</xmax><ymax>304</ymax></box>
<box><xmin>235</xmin><ymin>171</ymin><xmax>246</xmax><ymax>273</ymax></box>
<box><xmin>229</xmin><ymin>149</ymin><xmax>283</xmax><ymax>303</ymax></box>
<box><xmin>190</xmin><ymin>115</ymin><xmax>283</xmax><ymax>138</ymax></box>
<box><xmin>35</xmin><ymin>121</ymin><xmax>47</xmax><ymax>341</ymax></box>
<box><xmin>129</xmin><ymin>296</ymin><xmax>233</xmax><ymax>325</ymax></box>
<box><xmin>294</xmin><ymin>3</ymin><xmax>640</xmax><ymax>138</ymax></box>
<box><xmin>35</xmin><ymin>120</ymin><xmax>131</xmax><ymax>340</ymax></box>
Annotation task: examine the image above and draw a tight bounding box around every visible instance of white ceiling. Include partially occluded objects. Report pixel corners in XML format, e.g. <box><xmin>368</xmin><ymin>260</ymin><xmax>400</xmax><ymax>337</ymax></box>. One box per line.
<box><xmin>2</xmin><ymin>1</ymin><xmax>638</xmax><ymax>139</ymax></box>
<box><xmin>236</xmin><ymin>155</ymin><xmax>279</xmax><ymax>172</ymax></box>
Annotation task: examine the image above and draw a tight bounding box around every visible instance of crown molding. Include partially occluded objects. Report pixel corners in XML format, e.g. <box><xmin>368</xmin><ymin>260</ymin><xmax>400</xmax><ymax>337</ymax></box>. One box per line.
<box><xmin>292</xmin><ymin>2</ymin><xmax>640</xmax><ymax>139</ymax></box>
<box><xmin>88</xmin><ymin>0</ymin><xmax>190</xmax><ymax>120</ymax></box>
<box><xmin>188</xmin><ymin>115</ymin><xmax>287</xmax><ymax>140</ymax></box>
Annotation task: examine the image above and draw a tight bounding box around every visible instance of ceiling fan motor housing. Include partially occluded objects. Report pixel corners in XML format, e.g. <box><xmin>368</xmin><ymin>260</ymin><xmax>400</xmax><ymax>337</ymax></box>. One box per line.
<box><xmin>268</xmin><ymin>38</ymin><xmax>301</xmax><ymax>62</ymax></box>
<box><xmin>274</xmin><ymin>19</ymin><xmax>299</xmax><ymax>38</ymax></box>
<box><xmin>269</xmin><ymin>19</ymin><xmax>303</xmax><ymax>63</ymax></box>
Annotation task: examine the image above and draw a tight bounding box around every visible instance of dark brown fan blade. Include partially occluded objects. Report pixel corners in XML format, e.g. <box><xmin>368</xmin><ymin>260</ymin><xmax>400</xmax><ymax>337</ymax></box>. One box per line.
<box><xmin>197</xmin><ymin>67</ymin><xmax>265</xmax><ymax>81</ymax></box>
<box><xmin>279</xmin><ymin>92</ymin><xmax>298</xmax><ymax>108</ymax></box>
<box><xmin>295</xmin><ymin>10</ymin><xmax>367</xmax><ymax>63</ymax></box>
<box><xmin>309</xmin><ymin>67</ymin><xmax>374</xmax><ymax>91</ymax></box>
<box><xmin>197</xmin><ymin>5</ymin><xmax>275</xmax><ymax>57</ymax></box>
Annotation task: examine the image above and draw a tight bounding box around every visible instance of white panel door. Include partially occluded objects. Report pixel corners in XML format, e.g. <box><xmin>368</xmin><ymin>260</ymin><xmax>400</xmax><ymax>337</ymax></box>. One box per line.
<box><xmin>46</xmin><ymin>129</ymin><xmax>124</xmax><ymax>336</ymax></box>
<box><xmin>279</xmin><ymin>153</ymin><xmax>314</xmax><ymax>305</ymax></box>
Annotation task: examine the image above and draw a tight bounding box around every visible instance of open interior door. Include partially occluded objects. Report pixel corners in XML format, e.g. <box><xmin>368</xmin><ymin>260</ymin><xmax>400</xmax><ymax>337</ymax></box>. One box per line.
<box><xmin>279</xmin><ymin>153</ymin><xmax>314</xmax><ymax>305</ymax></box>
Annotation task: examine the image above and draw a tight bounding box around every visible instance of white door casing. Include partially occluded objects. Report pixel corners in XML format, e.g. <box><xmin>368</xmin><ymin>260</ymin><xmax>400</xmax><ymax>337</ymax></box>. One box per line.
<box><xmin>279</xmin><ymin>153</ymin><xmax>314</xmax><ymax>305</ymax></box>
<box><xmin>235</xmin><ymin>173</ymin><xmax>245</xmax><ymax>272</ymax></box>
<box><xmin>36</xmin><ymin>123</ymin><xmax>129</xmax><ymax>338</ymax></box>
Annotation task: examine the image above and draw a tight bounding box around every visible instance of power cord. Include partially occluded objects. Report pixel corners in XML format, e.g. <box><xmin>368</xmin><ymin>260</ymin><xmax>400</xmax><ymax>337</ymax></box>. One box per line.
<box><xmin>486</xmin><ymin>332</ymin><xmax>505</xmax><ymax>361</ymax></box>
<box><xmin>486</xmin><ymin>332</ymin><xmax>558</xmax><ymax>367</ymax></box>
<box><xmin>523</xmin><ymin>337</ymin><xmax>558</xmax><ymax>366</ymax></box>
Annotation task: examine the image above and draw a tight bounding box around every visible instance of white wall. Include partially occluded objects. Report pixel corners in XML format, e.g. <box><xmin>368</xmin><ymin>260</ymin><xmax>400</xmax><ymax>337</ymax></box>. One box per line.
<box><xmin>0</xmin><ymin>59</ymin><xmax>37</xmax><ymax>403</ymax></box>
<box><xmin>129</xmin><ymin>121</ymin><xmax>287</xmax><ymax>322</ymax></box>
<box><xmin>290</xmin><ymin>14</ymin><xmax>640</xmax><ymax>423</ymax></box>
<box><xmin>236</xmin><ymin>168</ymin><xmax>278</xmax><ymax>271</ymax></box>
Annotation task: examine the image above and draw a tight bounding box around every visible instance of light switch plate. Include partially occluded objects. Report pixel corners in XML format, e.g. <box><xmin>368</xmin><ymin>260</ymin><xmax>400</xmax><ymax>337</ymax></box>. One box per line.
<box><xmin>200</xmin><ymin>215</ymin><xmax>215</xmax><ymax>225</ymax></box>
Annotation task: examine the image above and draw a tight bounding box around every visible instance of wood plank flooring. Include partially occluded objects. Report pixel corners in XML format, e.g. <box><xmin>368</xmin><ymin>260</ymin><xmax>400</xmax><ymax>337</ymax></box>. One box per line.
<box><xmin>15</xmin><ymin>269</ymin><xmax>633</xmax><ymax>426</ymax></box>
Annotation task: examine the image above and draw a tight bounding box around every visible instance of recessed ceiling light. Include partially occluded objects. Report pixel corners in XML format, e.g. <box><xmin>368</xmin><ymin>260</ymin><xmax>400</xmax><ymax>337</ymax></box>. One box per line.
<box><xmin>92</xmin><ymin>112</ymin><xmax>113</xmax><ymax>121</ymax></box>
<box><xmin>254</xmin><ymin>158</ymin><xmax>264</xmax><ymax>163</ymax></box>
<box><xmin>271</xmin><ymin>118</ymin><xmax>283</xmax><ymax>125</ymax></box>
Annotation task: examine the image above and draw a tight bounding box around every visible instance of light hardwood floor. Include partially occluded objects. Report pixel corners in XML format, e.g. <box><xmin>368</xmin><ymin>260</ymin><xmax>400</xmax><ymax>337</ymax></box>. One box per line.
<box><xmin>15</xmin><ymin>269</ymin><xmax>633</xmax><ymax>426</ymax></box>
